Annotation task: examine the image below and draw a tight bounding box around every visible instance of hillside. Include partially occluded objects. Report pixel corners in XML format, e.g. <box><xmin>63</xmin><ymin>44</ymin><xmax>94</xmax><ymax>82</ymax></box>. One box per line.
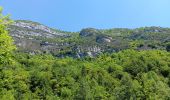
<box><xmin>8</xmin><ymin>20</ymin><xmax>170</xmax><ymax>57</ymax></box>
<box><xmin>1</xmin><ymin>19</ymin><xmax>170</xmax><ymax>99</ymax></box>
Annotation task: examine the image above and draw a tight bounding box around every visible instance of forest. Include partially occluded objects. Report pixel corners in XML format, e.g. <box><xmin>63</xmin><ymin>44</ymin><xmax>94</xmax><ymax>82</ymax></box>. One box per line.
<box><xmin>1</xmin><ymin>8</ymin><xmax>170</xmax><ymax>100</ymax></box>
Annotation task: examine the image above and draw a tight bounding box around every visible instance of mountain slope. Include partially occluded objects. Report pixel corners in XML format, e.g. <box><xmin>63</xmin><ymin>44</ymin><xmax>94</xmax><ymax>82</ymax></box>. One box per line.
<box><xmin>8</xmin><ymin>20</ymin><xmax>170</xmax><ymax>57</ymax></box>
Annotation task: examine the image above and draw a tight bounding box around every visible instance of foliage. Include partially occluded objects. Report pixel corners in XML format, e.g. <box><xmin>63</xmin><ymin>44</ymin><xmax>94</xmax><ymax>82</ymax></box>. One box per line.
<box><xmin>0</xmin><ymin>49</ymin><xmax>169</xmax><ymax>100</ymax></box>
<box><xmin>0</xmin><ymin>7</ymin><xmax>16</xmax><ymax>65</ymax></box>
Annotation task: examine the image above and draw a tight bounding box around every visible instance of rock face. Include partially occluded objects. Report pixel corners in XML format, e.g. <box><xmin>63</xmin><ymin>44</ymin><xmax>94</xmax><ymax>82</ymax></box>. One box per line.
<box><xmin>74</xmin><ymin>46</ymin><xmax>102</xmax><ymax>57</ymax></box>
<box><xmin>9</xmin><ymin>20</ymin><xmax>67</xmax><ymax>39</ymax></box>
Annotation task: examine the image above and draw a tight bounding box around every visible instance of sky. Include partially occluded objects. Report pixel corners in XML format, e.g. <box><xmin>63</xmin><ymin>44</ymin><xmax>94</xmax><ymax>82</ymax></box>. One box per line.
<box><xmin>0</xmin><ymin>0</ymin><xmax>170</xmax><ymax>32</ymax></box>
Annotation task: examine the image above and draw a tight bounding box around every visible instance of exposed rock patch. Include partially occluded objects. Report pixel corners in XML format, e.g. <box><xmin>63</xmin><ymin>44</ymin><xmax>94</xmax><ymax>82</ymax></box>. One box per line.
<box><xmin>96</xmin><ymin>36</ymin><xmax>112</xmax><ymax>43</ymax></box>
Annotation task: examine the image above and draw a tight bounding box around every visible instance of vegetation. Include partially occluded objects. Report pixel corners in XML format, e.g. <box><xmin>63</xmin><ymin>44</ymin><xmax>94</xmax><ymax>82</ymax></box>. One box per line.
<box><xmin>1</xmin><ymin>49</ymin><xmax>170</xmax><ymax>99</ymax></box>
<box><xmin>1</xmin><ymin>7</ymin><xmax>170</xmax><ymax>100</ymax></box>
<box><xmin>0</xmin><ymin>7</ymin><xmax>16</xmax><ymax>65</ymax></box>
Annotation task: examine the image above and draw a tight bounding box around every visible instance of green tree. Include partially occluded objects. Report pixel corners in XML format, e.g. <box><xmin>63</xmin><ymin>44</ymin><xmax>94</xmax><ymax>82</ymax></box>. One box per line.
<box><xmin>141</xmin><ymin>71</ymin><xmax>170</xmax><ymax>99</ymax></box>
<box><xmin>166</xmin><ymin>42</ymin><xmax>170</xmax><ymax>52</ymax></box>
<box><xmin>0</xmin><ymin>7</ymin><xmax>16</xmax><ymax>65</ymax></box>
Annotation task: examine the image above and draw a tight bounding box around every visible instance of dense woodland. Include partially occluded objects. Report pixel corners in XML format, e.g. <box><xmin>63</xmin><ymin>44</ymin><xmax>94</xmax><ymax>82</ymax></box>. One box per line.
<box><xmin>1</xmin><ymin>8</ymin><xmax>170</xmax><ymax>100</ymax></box>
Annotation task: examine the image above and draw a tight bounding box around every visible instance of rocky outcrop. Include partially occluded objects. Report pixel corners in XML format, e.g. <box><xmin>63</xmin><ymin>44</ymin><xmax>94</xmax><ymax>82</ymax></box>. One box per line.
<box><xmin>96</xmin><ymin>36</ymin><xmax>112</xmax><ymax>43</ymax></box>
<box><xmin>72</xmin><ymin>46</ymin><xmax>103</xmax><ymax>58</ymax></box>
<box><xmin>80</xmin><ymin>28</ymin><xmax>100</xmax><ymax>37</ymax></box>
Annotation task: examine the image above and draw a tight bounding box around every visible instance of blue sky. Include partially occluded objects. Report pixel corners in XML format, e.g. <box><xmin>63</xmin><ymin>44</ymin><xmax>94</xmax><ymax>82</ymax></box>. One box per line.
<box><xmin>0</xmin><ymin>0</ymin><xmax>170</xmax><ymax>31</ymax></box>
